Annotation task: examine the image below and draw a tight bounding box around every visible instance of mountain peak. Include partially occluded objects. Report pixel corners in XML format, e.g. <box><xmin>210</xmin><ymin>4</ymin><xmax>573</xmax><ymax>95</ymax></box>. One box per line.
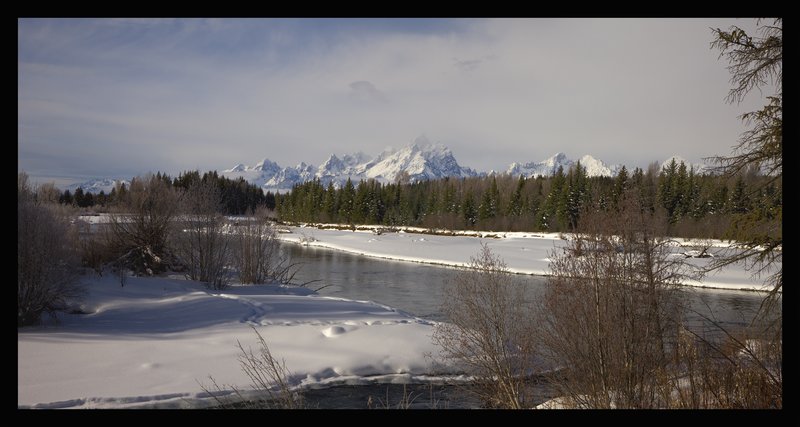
<box><xmin>66</xmin><ymin>178</ymin><xmax>131</xmax><ymax>194</ymax></box>
<box><xmin>226</xmin><ymin>163</ymin><xmax>247</xmax><ymax>173</ymax></box>
<box><xmin>71</xmin><ymin>147</ymin><xmax>712</xmax><ymax>195</ymax></box>
<box><xmin>412</xmin><ymin>134</ymin><xmax>431</xmax><ymax>147</ymax></box>
<box><xmin>253</xmin><ymin>158</ymin><xmax>281</xmax><ymax>173</ymax></box>
<box><xmin>508</xmin><ymin>153</ymin><xmax>619</xmax><ymax>178</ymax></box>
<box><xmin>659</xmin><ymin>155</ymin><xmax>707</xmax><ymax>173</ymax></box>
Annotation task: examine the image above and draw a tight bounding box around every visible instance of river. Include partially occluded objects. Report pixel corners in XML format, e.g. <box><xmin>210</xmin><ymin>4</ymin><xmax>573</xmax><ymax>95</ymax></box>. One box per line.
<box><xmin>272</xmin><ymin>242</ymin><xmax>777</xmax><ymax>408</ymax></box>
<box><xmin>280</xmin><ymin>242</ymin><xmax>773</xmax><ymax>331</ymax></box>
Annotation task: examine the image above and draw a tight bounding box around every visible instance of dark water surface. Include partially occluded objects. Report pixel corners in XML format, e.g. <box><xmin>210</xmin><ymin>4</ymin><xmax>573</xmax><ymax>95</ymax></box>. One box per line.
<box><xmin>277</xmin><ymin>242</ymin><xmax>778</xmax><ymax>408</ymax></box>
<box><xmin>281</xmin><ymin>242</ymin><xmax>774</xmax><ymax>329</ymax></box>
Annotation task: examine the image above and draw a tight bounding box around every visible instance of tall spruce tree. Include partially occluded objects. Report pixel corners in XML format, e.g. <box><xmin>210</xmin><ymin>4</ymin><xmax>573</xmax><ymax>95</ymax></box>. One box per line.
<box><xmin>709</xmin><ymin>18</ymin><xmax>782</xmax><ymax>296</ymax></box>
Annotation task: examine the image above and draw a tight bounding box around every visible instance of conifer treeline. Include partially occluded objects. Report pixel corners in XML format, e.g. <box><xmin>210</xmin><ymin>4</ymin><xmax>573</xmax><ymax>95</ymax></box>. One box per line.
<box><xmin>276</xmin><ymin>159</ymin><xmax>780</xmax><ymax>239</ymax></box>
<box><xmin>49</xmin><ymin>160</ymin><xmax>780</xmax><ymax>239</ymax></box>
<box><xmin>56</xmin><ymin>171</ymin><xmax>276</xmax><ymax>215</ymax></box>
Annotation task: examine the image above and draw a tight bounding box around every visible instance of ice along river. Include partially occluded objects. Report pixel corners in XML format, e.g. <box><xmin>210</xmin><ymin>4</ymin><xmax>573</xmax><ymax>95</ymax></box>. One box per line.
<box><xmin>280</xmin><ymin>242</ymin><xmax>775</xmax><ymax>335</ymax></box>
<box><xmin>274</xmin><ymin>242</ymin><xmax>776</xmax><ymax>408</ymax></box>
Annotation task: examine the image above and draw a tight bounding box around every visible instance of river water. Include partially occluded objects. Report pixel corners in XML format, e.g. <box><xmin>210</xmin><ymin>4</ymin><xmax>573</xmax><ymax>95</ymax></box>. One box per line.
<box><xmin>274</xmin><ymin>242</ymin><xmax>777</xmax><ymax>408</ymax></box>
<box><xmin>281</xmin><ymin>243</ymin><xmax>771</xmax><ymax>330</ymax></box>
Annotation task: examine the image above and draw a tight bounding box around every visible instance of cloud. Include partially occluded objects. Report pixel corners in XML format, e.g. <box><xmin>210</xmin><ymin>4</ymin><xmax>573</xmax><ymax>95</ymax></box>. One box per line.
<box><xmin>18</xmin><ymin>18</ymin><xmax>772</xmax><ymax>182</ymax></box>
<box><xmin>453</xmin><ymin>57</ymin><xmax>482</xmax><ymax>72</ymax></box>
<box><xmin>348</xmin><ymin>80</ymin><xmax>388</xmax><ymax>104</ymax></box>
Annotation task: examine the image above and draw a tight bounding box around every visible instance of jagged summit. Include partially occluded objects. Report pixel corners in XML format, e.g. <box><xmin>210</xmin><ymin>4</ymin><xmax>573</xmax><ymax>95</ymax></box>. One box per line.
<box><xmin>507</xmin><ymin>152</ymin><xmax>620</xmax><ymax>178</ymax></box>
<box><xmin>68</xmin><ymin>140</ymin><xmax>711</xmax><ymax>194</ymax></box>
<box><xmin>222</xmin><ymin>138</ymin><xmax>477</xmax><ymax>191</ymax></box>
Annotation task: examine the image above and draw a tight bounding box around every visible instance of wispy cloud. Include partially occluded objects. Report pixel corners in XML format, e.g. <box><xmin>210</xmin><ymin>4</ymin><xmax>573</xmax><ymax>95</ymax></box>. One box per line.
<box><xmin>453</xmin><ymin>58</ymin><xmax>483</xmax><ymax>72</ymax></box>
<box><xmin>349</xmin><ymin>80</ymin><xmax>388</xmax><ymax>104</ymax></box>
<box><xmin>18</xmin><ymin>18</ymin><xmax>769</xmax><ymax>181</ymax></box>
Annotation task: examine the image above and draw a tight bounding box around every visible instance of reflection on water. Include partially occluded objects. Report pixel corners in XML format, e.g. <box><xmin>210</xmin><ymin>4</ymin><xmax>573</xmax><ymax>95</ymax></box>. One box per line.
<box><xmin>281</xmin><ymin>244</ymin><xmax>463</xmax><ymax>322</ymax></box>
<box><xmin>281</xmin><ymin>242</ymin><xmax>777</xmax><ymax>331</ymax></box>
<box><xmin>277</xmin><ymin>242</ymin><xmax>779</xmax><ymax>408</ymax></box>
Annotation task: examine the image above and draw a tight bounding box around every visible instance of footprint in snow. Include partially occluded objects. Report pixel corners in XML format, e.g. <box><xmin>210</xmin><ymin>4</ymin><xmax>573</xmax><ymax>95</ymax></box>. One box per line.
<box><xmin>321</xmin><ymin>325</ymin><xmax>358</xmax><ymax>338</ymax></box>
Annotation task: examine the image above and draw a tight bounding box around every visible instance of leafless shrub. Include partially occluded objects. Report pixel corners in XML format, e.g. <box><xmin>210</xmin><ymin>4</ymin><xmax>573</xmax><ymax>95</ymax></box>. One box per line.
<box><xmin>108</xmin><ymin>175</ymin><xmax>180</xmax><ymax>277</ymax></box>
<box><xmin>539</xmin><ymin>192</ymin><xmax>781</xmax><ymax>409</ymax></box>
<box><xmin>432</xmin><ymin>243</ymin><xmax>539</xmax><ymax>409</ymax></box>
<box><xmin>201</xmin><ymin>327</ymin><xmax>303</xmax><ymax>409</ymax></box>
<box><xmin>367</xmin><ymin>384</ymin><xmax>423</xmax><ymax>409</ymax></box>
<box><xmin>18</xmin><ymin>173</ymin><xmax>83</xmax><ymax>326</ymax></box>
<box><xmin>77</xmin><ymin>231</ymin><xmax>114</xmax><ymax>276</ymax></box>
<box><xmin>233</xmin><ymin>208</ymin><xmax>279</xmax><ymax>285</ymax></box>
<box><xmin>36</xmin><ymin>182</ymin><xmax>62</xmax><ymax>205</ymax></box>
<box><xmin>538</xmin><ymin>194</ymin><xmax>686</xmax><ymax>408</ymax></box>
<box><xmin>231</xmin><ymin>209</ymin><xmax>317</xmax><ymax>288</ymax></box>
<box><xmin>660</xmin><ymin>312</ymin><xmax>782</xmax><ymax>408</ymax></box>
<box><xmin>173</xmin><ymin>180</ymin><xmax>231</xmax><ymax>290</ymax></box>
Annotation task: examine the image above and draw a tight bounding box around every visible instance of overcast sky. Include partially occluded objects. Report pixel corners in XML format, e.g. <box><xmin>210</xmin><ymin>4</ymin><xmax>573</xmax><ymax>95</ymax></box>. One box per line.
<box><xmin>19</xmin><ymin>18</ymin><xmax>771</xmax><ymax>184</ymax></box>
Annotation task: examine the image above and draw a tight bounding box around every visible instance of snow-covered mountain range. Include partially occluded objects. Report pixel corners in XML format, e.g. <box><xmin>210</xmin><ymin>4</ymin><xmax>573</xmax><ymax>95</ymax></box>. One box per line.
<box><xmin>506</xmin><ymin>153</ymin><xmax>621</xmax><ymax>179</ymax></box>
<box><xmin>65</xmin><ymin>136</ymin><xmax>710</xmax><ymax>193</ymax></box>
<box><xmin>222</xmin><ymin>136</ymin><xmax>478</xmax><ymax>191</ymax></box>
<box><xmin>658</xmin><ymin>156</ymin><xmax>709</xmax><ymax>174</ymax></box>
<box><xmin>65</xmin><ymin>178</ymin><xmax>130</xmax><ymax>194</ymax></box>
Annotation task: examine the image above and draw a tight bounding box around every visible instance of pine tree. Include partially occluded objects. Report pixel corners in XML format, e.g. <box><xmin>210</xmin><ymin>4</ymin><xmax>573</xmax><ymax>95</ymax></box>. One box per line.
<box><xmin>507</xmin><ymin>175</ymin><xmax>526</xmax><ymax>217</ymax></box>
<box><xmin>729</xmin><ymin>176</ymin><xmax>750</xmax><ymax>214</ymax></box>
<box><xmin>710</xmin><ymin>19</ymin><xmax>782</xmax><ymax>299</ymax></box>
<box><xmin>658</xmin><ymin>159</ymin><xmax>679</xmax><ymax>223</ymax></box>
<box><xmin>612</xmin><ymin>165</ymin><xmax>629</xmax><ymax>209</ymax></box>
<box><xmin>462</xmin><ymin>190</ymin><xmax>477</xmax><ymax>228</ymax></box>
<box><xmin>59</xmin><ymin>189</ymin><xmax>73</xmax><ymax>205</ymax></box>
<box><xmin>540</xmin><ymin>166</ymin><xmax>566</xmax><ymax>230</ymax></box>
<box><xmin>478</xmin><ymin>177</ymin><xmax>500</xmax><ymax>221</ymax></box>
<box><xmin>353</xmin><ymin>180</ymin><xmax>370</xmax><ymax>224</ymax></box>
<box><xmin>83</xmin><ymin>192</ymin><xmax>95</xmax><ymax>208</ymax></box>
<box><xmin>96</xmin><ymin>190</ymin><xmax>107</xmax><ymax>207</ymax></box>
<box><xmin>73</xmin><ymin>187</ymin><xmax>86</xmax><ymax>208</ymax></box>
<box><xmin>338</xmin><ymin>178</ymin><xmax>355</xmax><ymax>224</ymax></box>
<box><xmin>563</xmin><ymin>162</ymin><xmax>589</xmax><ymax>229</ymax></box>
<box><xmin>440</xmin><ymin>181</ymin><xmax>457</xmax><ymax>214</ymax></box>
<box><xmin>322</xmin><ymin>182</ymin><xmax>337</xmax><ymax>222</ymax></box>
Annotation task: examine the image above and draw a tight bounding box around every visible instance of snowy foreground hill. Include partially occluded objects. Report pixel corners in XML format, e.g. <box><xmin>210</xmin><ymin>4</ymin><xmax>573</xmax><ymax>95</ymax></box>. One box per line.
<box><xmin>18</xmin><ymin>275</ymin><xmax>443</xmax><ymax>409</ymax></box>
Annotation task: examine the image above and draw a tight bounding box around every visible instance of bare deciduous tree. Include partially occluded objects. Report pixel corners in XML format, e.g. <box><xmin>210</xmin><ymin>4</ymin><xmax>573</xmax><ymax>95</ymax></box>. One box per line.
<box><xmin>232</xmin><ymin>209</ymin><xmax>316</xmax><ymax>287</ymax></box>
<box><xmin>662</xmin><ymin>315</ymin><xmax>782</xmax><ymax>409</ymax></box>
<box><xmin>108</xmin><ymin>174</ymin><xmax>180</xmax><ymax>277</ymax></box>
<box><xmin>18</xmin><ymin>172</ymin><xmax>83</xmax><ymax>326</ymax></box>
<box><xmin>233</xmin><ymin>207</ymin><xmax>278</xmax><ymax>285</ymax></box>
<box><xmin>432</xmin><ymin>244</ymin><xmax>539</xmax><ymax>409</ymax></box>
<box><xmin>174</xmin><ymin>180</ymin><xmax>231</xmax><ymax>290</ymax></box>
<box><xmin>539</xmin><ymin>194</ymin><xmax>686</xmax><ymax>408</ymax></box>
<box><xmin>708</xmin><ymin>18</ymin><xmax>782</xmax><ymax>299</ymax></box>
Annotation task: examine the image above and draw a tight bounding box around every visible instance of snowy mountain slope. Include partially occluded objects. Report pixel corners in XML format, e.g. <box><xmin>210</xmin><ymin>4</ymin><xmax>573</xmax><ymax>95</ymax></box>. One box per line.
<box><xmin>66</xmin><ymin>140</ymin><xmax>710</xmax><ymax>193</ymax></box>
<box><xmin>507</xmin><ymin>153</ymin><xmax>620</xmax><ymax>178</ymax></box>
<box><xmin>265</xmin><ymin>162</ymin><xmax>316</xmax><ymax>189</ymax></box>
<box><xmin>66</xmin><ymin>178</ymin><xmax>130</xmax><ymax>194</ymax></box>
<box><xmin>658</xmin><ymin>155</ymin><xmax>709</xmax><ymax>174</ymax></box>
<box><xmin>221</xmin><ymin>137</ymin><xmax>477</xmax><ymax>191</ymax></box>
<box><xmin>364</xmin><ymin>138</ymin><xmax>474</xmax><ymax>183</ymax></box>
<box><xmin>507</xmin><ymin>152</ymin><xmax>571</xmax><ymax>178</ymax></box>
<box><xmin>578</xmin><ymin>154</ymin><xmax>621</xmax><ymax>177</ymax></box>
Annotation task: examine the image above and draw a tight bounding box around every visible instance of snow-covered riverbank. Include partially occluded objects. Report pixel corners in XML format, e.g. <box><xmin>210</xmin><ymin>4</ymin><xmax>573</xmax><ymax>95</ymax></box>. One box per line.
<box><xmin>277</xmin><ymin>225</ymin><xmax>776</xmax><ymax>292</ymax></box>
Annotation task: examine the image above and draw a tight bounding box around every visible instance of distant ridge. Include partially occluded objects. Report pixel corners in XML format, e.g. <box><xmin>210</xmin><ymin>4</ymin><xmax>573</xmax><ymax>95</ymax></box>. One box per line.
<box><xmin>67</xmin><ymin>139</ymin><xmax>711</xmax><ymax>193</ymax></box>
